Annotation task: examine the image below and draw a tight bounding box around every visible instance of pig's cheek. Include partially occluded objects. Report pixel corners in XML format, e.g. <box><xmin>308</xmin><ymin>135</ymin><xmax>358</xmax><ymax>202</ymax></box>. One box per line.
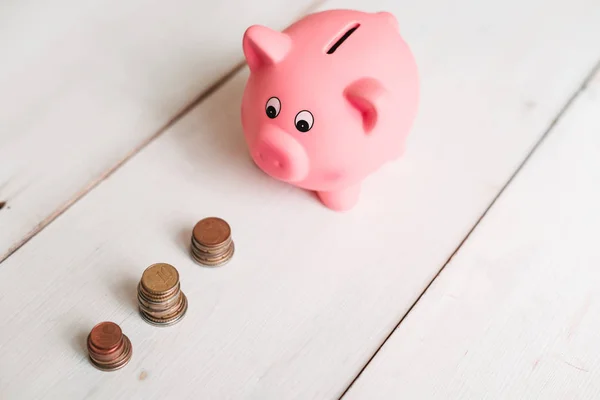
<box><xmin>241</xmin><ymin>104</ymin><xmax>259</xmax><ymax>142</ymax></box>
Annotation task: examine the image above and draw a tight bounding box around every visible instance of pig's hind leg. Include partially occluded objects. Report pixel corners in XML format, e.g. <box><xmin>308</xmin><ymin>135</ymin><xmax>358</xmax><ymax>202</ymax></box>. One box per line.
<box><xmin>317</xmin><ymin>184</ymin><xmax>361</xmax><ymax>212</ymax></box>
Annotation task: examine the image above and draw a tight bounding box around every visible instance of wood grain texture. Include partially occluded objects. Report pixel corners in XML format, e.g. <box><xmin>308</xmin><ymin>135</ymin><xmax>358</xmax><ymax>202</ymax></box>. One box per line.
<box><xmin>343</xmin><ymin>67</ymin><xmax>600</xmax><ymax>400</ymax></box>
<box><xmin>1</xmin><ymin>0</ymin><xmax>600</xmax><ymax>399</ymax></box>
<box><xmin>0</xmin><ymin>0</ymin><xmax>318</xmax><ymax>260</ymax></box>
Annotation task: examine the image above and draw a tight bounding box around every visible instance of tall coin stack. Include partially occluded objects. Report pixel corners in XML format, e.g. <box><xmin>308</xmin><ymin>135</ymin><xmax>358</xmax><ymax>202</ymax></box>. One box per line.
<box><xmin>190</xmin><ymin>217</ymin><xmax>235</xmax><ymax>267</ymax></box>
<box><xmin>138</xmin><ymin>263</ymin><xmax>188</xmax><ymax>327</ymax></box>
<box><xmin>87</xmin><ymin>321</ymin><xmax>133</xmax><ymax>371</ymax></box>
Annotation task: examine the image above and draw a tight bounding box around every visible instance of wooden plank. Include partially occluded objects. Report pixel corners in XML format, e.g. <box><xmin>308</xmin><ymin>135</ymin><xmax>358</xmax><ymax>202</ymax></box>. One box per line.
<box><xmin>1</xmin><ymin>0</ymin><xmax>600</xmax><ymax>398</ymax></box>
<box><xmin>0</xmin><ymin>0</ymin><xmax>319</xmax><ymax>260</ymax></box>
<box><xmin>343</xmin><ymin>67</ymin><xmax>600</xmax><ymax>400</ymax></box>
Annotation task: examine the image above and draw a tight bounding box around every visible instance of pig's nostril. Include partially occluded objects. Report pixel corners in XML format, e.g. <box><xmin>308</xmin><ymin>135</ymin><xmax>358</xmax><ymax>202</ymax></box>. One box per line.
<box><xmin>254</xmin><ymin>132</ymin><xmax>308</xmax><ymax>182</ymax></box>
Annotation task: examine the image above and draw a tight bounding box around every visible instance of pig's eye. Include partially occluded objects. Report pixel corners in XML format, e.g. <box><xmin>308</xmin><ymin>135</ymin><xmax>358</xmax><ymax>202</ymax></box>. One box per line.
<box><xmin>295</xmin><ymin>110</ymin><xmax>314</xmax><ymax>132</ymax></box>
<box><xmin>265</xmin><ymin>97</ymin><xmax>281</xmax><ymax>119</ymax></box>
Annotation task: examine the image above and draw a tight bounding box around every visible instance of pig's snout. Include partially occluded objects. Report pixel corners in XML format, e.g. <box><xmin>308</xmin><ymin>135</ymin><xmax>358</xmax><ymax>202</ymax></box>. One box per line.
<box><xmin>253</xmin><ymin>126</ymin><xmax>309</xmax><ymax>183</ymax></box>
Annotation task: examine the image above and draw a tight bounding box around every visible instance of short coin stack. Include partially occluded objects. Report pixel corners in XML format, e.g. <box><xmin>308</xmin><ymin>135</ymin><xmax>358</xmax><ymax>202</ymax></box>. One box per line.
<box><xmin>87</xmin><ymin>321</ymin><xmax>132</xmax><ymax>371</ymax></box>
<box><xmin>138</xmin><ymin>263</ymin><xmax>188</xmax><ymax>327</ymax></box>
<box><xmin>190</xmin><ymin>217</ymin><xmax>235</xmax><ymax>267</ymax></box>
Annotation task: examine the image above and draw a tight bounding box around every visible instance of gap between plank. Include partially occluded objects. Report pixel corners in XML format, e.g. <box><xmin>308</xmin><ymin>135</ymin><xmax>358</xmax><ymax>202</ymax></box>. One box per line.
<box><xmin>0</xmin><ymin>0</ymin><xmax>328</xmax><ymax>265</ymax></box>
<box><xmin>0</xmin><ymin>62</ymin><xmax>243</xmax><ymax>264</ymax></box>
<box><xmin>337</xmin><ymin>58</ymin><xmax>600</xmax><ymax>400</ymax></box>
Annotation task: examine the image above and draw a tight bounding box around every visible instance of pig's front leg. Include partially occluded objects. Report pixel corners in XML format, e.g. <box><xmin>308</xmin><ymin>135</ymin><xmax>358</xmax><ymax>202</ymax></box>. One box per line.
<box><xmin>317</xmin><ymin>184</ymin><xmax>361</xmax><ymax>211</ymax></box>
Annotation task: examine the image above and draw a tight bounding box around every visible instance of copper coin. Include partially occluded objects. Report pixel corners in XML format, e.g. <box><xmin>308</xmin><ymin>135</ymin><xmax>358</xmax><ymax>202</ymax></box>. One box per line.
<box><xmin>191</xmin><ymin>235</ymin><xmax>231</xmax><ymax>253</ymax></box>
<box><xmin>89</xmin><ymin>335</ymin><xmax>133</xmax><ymax>371</ymax></box>
<box><xmin>138</xmin><ymin>288</ymin><xmax>183</xmax><ymax>313</ymax></box>
<box><xmin>144</xmin><ymin>294</ymin><xmax>185</xmax><ymax>318</ymax></box>
<box><xmin>138</xmin><ymin>286</ymin><xmax>180</xmax><ymax>306</ymax></box>
<box><xmin>192</xmin><ymin>217</ymin><xmax>231</xmax><ymax>247</ymax></box>
<box><xmin>191</xmin><ymin>242</ymin><xmax>233</xmax><ymax>259</ymax></box>
<box><xmin>138</xmin><ymin>294</ymin><xmax>181</xmax><ymax>315</ymax></box>
<box><xmin>87</xmin><ymin>334</ymin><xmax>124</xmax><ymax>357</ymax></box>
<box><xmin>191</xmin><ymin>242</ymin><xmax>235</xmax><ymax>267</ymax></box>
<box><xmin>141</xmin><ymin>263</ymin><xmax>179</xmax><ymax>294</ymax></box>
<box><xmin>138</xmin><ymin>282</ymin><xmax>180</xmax><ymax>301</ymax></box>
<box><xmin>89</xmin><ymin>322</ymin><xmax>122</xmax><ymax>351</ymax></box>
<box><xmin>140</xmin><ymin>293</ymin><xmax>188</xmax><ymax>327</ymax></box>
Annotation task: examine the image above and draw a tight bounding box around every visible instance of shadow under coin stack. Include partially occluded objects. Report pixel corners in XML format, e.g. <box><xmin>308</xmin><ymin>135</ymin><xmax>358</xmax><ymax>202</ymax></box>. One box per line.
<box><xmin>190</xmin><ymin>217</ymin><xmax>235</xmax><ymax>267</ymax></box>
<box><xmin>138</xmin><ymin>263</ymin><xmax>188</xmax><ymax>327</ymax></box>
<box><xmin>87</xmin><ymin>321</ymin><xmax>132</xmax><ymax>371</ymax></box>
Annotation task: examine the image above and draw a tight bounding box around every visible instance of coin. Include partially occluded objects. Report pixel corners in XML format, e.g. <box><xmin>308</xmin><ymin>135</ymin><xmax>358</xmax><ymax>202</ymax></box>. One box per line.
<box><xmin>138</xmin><ymin>282</ymin><xmax>180</xmax><ymax>302</ymax></box>
<box><xmin>192</xmin><ymin>217</ymin><xmax>231</xmax><ymax>247</ymax></box>
<box><xmin>191</xmin><ymin>242</ymin><xmax>235</xmax><ymax>267</ymax></box>
<box><xmin>190</xmin><ymin>217</ymin><xmax>235</xmax><ymax>267</ymax></box>
<box><xmin>87</xmin><ymin>321</ymin><xmax>132</xmax><ymax>371</ymax></box>
<box><xmin>138</xmin><ymin>263</ymin><xmax>187</xmax><ymax>327</ymax></box>
<box><xmin>191</xmin><ymin>236</ymin><xmax>231</xmax><ymax>253</ymax></box>
<box><xmin>141</xmin><ymin>263</ymin><xmax>179</xmax><ymax>294</ymax></box>
<box><xmin>140</xmin><ymin>294</ymin><xmax>188</xmax><ymax>327</ymax></box>
<box><xmin>89</xmin><ymin>322</ymin><xmax>122</xmax><ymax>351</ymax></box>
<box><xmin>89</xmin><ymin>335</ymin><xmax>132</xmax><ymax>371</ymax></box>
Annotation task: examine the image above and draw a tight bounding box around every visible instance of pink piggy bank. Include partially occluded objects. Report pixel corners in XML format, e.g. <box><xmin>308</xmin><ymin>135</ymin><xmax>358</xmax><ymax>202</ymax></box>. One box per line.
<box><xmin>241</xmin><ymin>9</ymin><xmax>419</xmax><ymax>211</ymax></box>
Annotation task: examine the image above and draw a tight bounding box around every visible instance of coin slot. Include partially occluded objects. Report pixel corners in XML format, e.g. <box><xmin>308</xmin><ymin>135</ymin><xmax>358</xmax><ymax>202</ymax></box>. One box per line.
<box><xmin>326</xmin><ymin>23</ymin><xmax>360</xmax><ymax>54</ymax></box>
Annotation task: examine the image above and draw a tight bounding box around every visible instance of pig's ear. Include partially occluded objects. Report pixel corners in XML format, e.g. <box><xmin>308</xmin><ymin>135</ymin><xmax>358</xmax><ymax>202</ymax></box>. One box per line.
<box><xmin>376</xmin><ymin>11</ymin><xmax>399</xmax><ymax>32</ymax></box>
<box><xmin>243</xmin><ymin>25</ymin><xmax>291</xmax><ymax>71</ymax></box>
<box><xmin>344</xmin><ymin>78</ymin><xmax>387</xmax><ymax>134</ymax></box>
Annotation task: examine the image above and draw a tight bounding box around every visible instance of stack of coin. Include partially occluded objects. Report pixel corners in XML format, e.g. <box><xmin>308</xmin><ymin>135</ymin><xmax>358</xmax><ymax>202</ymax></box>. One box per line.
<box><xmin>138</xmin><ymin>263</ymin><xmax>188</xmax><ymax>327</ymax></box>
<box><xmin>190</xmin><ymin>217</ymin><xmax>235</xmax><ymax>267</ymax></box>
<box><xmin>87</xmin><ymin>321</ymin><xmax>132</xmax><ymax>371</ymax></box>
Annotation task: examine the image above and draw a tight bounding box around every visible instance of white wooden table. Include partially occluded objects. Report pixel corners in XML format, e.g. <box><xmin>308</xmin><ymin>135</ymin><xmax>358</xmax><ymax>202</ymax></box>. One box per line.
<box><xmin>1</xmin><ymin>0</ymin><xmax>599</xmax><ymax>398</ymax></box>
